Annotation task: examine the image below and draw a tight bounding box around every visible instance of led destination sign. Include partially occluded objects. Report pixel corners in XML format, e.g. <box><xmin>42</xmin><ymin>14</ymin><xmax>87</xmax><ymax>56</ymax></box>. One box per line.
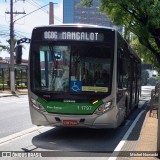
<box><xmin>44</xmin><ymin>31</ymin><xmax>104</xmax><ymax>42</ymax></box>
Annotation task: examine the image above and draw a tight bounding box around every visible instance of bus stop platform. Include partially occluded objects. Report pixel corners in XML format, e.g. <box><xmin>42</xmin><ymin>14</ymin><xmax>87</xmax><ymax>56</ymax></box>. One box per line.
<box><xmin>120</xmin><ymin>86</ymin><xmax>159</xmax><ymax>160</ymax></box>
<box><xmin>133</xmin><ymin>108</ymin><xmax>158</xmax><ymax>160</ymax></box>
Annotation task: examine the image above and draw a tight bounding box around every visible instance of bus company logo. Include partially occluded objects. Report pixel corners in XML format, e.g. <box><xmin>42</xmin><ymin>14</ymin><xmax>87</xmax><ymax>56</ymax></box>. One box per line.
<box><xmin>53</xmin><ymin>106</ymin><xmax>62</xmax><ymax>110</ymax></box>
<box><xmin>1</xmin><ymin>152</ymin><xmax>42</xmax><ymax>158</ymax></box>
<box><xmin>47</xmin><ymin>106</ymin><xmax>62</xmax><ymax>110</ymax></box>
<box><xmin>2</xmin><ymin>152</ymin><xmax>12</xmax><ymax>157</ymax></box>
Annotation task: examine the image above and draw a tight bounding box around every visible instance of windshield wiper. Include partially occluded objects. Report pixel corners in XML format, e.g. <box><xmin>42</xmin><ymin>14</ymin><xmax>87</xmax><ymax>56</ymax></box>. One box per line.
<box><xmin>49</xmin><ymin>45</ymin><xmax>58</xmax><ymax>90</ymax></box>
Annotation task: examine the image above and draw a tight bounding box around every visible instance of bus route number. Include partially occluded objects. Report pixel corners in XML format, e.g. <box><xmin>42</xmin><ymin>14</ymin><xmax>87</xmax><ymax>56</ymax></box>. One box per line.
<box><xmin>77</xmin><ymin>106</ymin><xmax>92</xmax><ymax>111</ymax></box>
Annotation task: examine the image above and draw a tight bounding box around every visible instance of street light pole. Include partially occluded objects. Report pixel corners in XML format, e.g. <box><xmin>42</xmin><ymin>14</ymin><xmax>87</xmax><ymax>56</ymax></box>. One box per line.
<box><xmin>10</xmin><ymin>0</ymin><xmax>15</xmax><ymax>93</ymax></box>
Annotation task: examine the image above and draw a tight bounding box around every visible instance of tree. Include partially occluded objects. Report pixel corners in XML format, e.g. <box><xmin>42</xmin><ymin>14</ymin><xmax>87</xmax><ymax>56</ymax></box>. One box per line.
<box><xmin>80</xmin><ymin>0</ymin><xmax>160</xmax><ymax>64</ymax></box>
<box><xmin>0</xmin><ymin>43</ymin><xmax>9</xmax><ymax>59</ymax></box>
<box><xmin>0</xmin><ymin>45</ymin><xmax>9</xmax><ymax>52</ymax></box>
<box><xmin>131</xmin><ymin>36</ymin><xmax>160</xmax><ymax>70</ymax></box>
<box><xmin>0</xmin><ymin>38</ymin><xmax>19</xmax><ymax>55</ymax></box>
<box><xmin>141</xmin><ymin>70</ymin><xmax>149</xmax><ymax>85</ymax></box>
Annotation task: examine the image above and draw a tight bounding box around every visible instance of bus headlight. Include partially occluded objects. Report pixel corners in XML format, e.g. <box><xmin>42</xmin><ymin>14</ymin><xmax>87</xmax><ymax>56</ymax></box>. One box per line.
<box><xmin>30</xmin><ymin>98</ymin><xmax>46</xmax><ymax>112</ymax></box>
<box><xmin>95</xmin><ymin>101</ymin><xmax>112</xmax><ymax>115</ymax></box>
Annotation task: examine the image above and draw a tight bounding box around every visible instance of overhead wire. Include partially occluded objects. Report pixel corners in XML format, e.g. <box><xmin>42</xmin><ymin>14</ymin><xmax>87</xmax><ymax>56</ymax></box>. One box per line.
<box><xmin>0</xmin><ymin>25</ymin><xmax>10</xmax><ymax>38</ymax></box>
<box><xmin>1</xmin><ymin>0</ymin><xmax>63</xmax><ymax>42</ymax></box>
<box><xmin>14</xmin><ymin>31</ymin><xmax>31</xmax><ymax>39</ymax></box>
<box><xmin>26</xmin><ymin>0</ymin><xmax>48</xmax><ymax>14</ymax></box>
<box><xmin>25</xmin><ymin>0</ymin><xmax>63</xmax><ymax>23</ymax></box>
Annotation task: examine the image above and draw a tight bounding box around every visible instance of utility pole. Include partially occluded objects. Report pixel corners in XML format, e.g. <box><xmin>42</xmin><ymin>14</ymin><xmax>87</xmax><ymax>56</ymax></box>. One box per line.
<box><xmin>49</xmin><ymin>2</ymin><xmax>54</xmax><ymax>24</ymax></box>
<box><xmin>5</xmin><ymin>0</ymin><xmax>25</xmax><ymax>93</ymax></box>
<box><xmin>9</xmin><ymin>0</ymin><xmax>15</xmax><ymax>93</ymax></box>
<box><xmin>157</xmin><ymin>89</ymin><xmax>160</xmax><ymax>154</ymax></box>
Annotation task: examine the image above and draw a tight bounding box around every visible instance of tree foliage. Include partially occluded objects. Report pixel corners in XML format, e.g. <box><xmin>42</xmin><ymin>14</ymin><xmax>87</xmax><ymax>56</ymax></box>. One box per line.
<box><xmin>0</xmin><ymin>39</ymin><xmax>17</xmax><ymax>54</ymax></box>
<box><xmin>80</xmin><ymin>0</ymin><xmax>160</xmax><ymax>65</ymax></box>
<box><xmin>131</xmin><ymin>36</ymin><xmax>160</xmax><ymax>70</ymax></box>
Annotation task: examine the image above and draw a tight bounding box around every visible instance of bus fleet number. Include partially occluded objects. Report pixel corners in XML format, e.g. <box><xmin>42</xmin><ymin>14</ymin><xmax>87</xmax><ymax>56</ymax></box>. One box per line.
<box><xmin>77</xmin><ymin>106</ymin><xmax>92</xmax><ymax>110</ymax></box>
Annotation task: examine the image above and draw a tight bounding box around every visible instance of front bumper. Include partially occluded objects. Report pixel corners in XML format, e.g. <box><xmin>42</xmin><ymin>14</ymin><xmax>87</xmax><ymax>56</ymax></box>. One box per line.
<box><xmin>29</xmin><ymin>106</ymin><xmax>118</xmax><ymax>128</ymax></box>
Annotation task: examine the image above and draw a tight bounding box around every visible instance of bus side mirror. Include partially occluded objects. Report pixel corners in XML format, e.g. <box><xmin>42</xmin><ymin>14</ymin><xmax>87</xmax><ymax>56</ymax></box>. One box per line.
<box><xmin>15</xmin><ymin>45</ymin><xmax>22</xmax><ymax>64</ymax></box>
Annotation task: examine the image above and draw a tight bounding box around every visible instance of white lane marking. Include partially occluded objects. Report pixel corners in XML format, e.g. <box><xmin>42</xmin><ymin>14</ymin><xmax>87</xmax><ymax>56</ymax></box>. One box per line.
<box><xmin>108</xmin><ymin>110</ymin><xmax>145</xmax><ymax>160</ymax></box>
<box><xmin>0</xmin><ymin>126</ymin><xmax>44</xmax><ymax>145</ymax></box>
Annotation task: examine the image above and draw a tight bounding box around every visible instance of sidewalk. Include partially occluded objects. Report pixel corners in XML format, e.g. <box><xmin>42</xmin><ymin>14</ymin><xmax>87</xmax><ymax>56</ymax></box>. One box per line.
<box><xmin>133</xmin><ymin>86</ymin><xmax>159</xmax><ymax>160</ymax></box>
<box><xmin>133</xmin><ymin>108</ymin><xmax>159</xmax><ymax>160</ymax></box>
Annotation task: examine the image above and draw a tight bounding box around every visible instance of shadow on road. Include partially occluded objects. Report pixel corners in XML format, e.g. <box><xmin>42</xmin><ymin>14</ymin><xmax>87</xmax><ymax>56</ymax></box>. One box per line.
<box><xmin>32</xmin><ymin>127</ymin><xmax>120</xmax><ymax>152</ymax></box>
<box><xmin>30</xmin><ymin>103</ymin><xmax>148</xmax><ymax>155</ymax></box>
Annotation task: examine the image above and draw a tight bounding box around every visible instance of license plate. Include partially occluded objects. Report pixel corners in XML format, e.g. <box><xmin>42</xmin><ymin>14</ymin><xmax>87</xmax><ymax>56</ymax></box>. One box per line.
<box><xmin>63</xmin><ymin>120</ymin><xmax>79</xmax><ymax>126</ymax></box>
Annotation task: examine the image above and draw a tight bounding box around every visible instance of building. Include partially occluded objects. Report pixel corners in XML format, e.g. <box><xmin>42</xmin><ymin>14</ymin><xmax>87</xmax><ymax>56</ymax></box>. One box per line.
<box><xmin>63</xmin><ymin>0</ymin><xmax>112</xmax><ymax>26</ymax></box>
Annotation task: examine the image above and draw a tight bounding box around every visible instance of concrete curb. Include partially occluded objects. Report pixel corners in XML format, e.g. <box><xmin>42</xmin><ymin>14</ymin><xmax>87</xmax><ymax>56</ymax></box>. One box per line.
<box><xmin>0</xmin><ymin>126</ymin><xmax>44</xmax><ymax>145</ymax></box>
<box><xmin>0</xmin><ymin>93</ymin><xmax>28</xmax><ymax>97</ymax></box>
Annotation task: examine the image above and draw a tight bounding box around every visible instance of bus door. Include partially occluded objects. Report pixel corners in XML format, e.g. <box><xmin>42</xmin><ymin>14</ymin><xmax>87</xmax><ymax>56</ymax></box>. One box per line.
<box><xmin>134</xmin><ymin>62</ymin><xmax>140</xmax><ymax>106</ymax></box>
<box><xmin>130</xmin><ymin>58</ymin><xmax>136</xmax><ymax>109</ymax></box>
<box><xmin>117</xmin><ymin>48</ymin><xmax>129</xmax><ymax>111</ymax></box>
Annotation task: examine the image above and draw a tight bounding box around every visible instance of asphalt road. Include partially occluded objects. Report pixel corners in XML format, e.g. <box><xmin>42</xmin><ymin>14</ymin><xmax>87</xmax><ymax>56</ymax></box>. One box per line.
<box><xmin>0</xmin><ymin>95</ymin><xmax>34</xmax><ymax>138</ymax></box>
<box><xmin>0</xmin><ymin>100</ymin><xmax>148</xmax><ymax>160</ymax></box>
<box><xmin>0</xmin><ymin>86</ymin><xmax>153</xmax><ymax>159</ymax></box>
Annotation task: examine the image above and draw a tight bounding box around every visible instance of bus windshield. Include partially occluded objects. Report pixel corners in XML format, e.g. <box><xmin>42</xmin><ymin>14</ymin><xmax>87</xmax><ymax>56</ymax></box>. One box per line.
<box><xmin>31</xmin><ymin>43</ymin><xmax>113</xmax><ymax>93</ymax></box>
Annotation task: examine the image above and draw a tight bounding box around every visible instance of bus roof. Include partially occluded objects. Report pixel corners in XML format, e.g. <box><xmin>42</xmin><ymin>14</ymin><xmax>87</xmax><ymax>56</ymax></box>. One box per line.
<box><xmin>33</xmin><ymin>23</ymin><xmax>115</xmax><ymax>31</ymax></box>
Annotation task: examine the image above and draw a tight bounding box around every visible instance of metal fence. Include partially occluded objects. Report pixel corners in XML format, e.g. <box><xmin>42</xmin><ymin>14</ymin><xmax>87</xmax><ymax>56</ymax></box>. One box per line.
<box><xmin>0</xmin><ymin>64</ymin><xmax>28</xmax><ymax>91</ymax></box>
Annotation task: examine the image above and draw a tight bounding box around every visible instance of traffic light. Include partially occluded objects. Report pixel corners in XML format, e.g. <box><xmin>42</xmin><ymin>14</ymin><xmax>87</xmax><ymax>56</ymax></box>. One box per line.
<box><xmin>15</xmin><ymin>45</ymin><xmax>22</xmax><ymax>64</ymax></box>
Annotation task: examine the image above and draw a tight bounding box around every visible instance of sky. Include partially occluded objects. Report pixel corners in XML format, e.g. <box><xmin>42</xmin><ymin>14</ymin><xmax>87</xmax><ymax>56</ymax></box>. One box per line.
<box><xmin>0</xmin><ymin>0</ymin><xmax>63</xmax><ymax>59</ymax></box>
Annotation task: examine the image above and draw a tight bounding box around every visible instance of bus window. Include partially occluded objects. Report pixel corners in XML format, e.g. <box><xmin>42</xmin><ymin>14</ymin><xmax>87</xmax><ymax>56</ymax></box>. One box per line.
<box><xmin>33</xmin><ymin>44</ymin><xmax>112</xmax><ymax>93</ymax></box>
<box><xmin>70</xmin><ymin>45</ymin><xmax>111</xmax><ymax>92</ymax></box>
<box><xmin>38</xmin><ymin>45</ymin><xmax>70</xmax><ymax>91</ymax></box>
